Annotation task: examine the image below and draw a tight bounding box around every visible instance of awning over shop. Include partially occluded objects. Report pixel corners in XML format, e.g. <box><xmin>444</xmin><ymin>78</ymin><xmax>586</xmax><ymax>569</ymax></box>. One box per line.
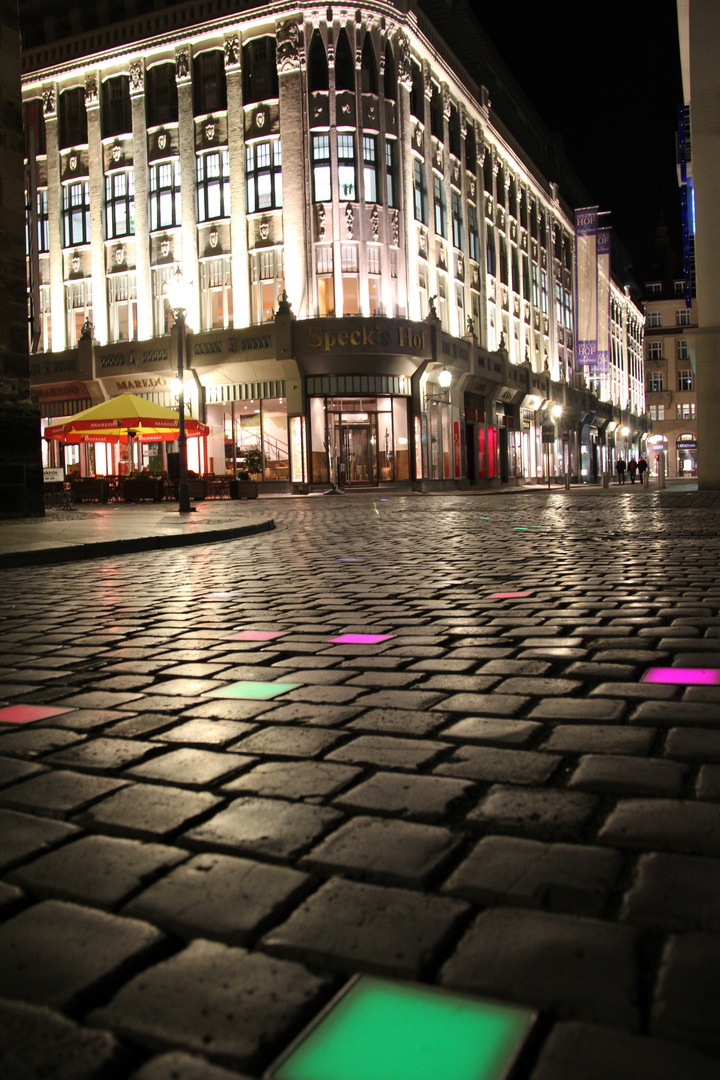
<box><xmin>44</xmin><ymin>393</ymin><xmax>209</xmax><ymax>444</ymax></box>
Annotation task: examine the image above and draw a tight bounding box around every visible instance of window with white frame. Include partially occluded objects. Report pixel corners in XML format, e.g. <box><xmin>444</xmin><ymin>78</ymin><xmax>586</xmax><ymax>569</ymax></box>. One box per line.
<box><xmin>677</xmin><ymin>402</ymin><xmax>696</xmax><ymax>419</ymax></box>
<box><xmin>433</xmin><ymin>175</ymin><xmax>446</xmax><ymax>237</ymax></box>
<box><xmin>471</xmin><ymin>289</ymin><xmax>480</xmax><ymax>337</ymax></box>
<box><xmin>36</xmin><ymin>189</ymin><xmax>49</xmax><ymax>252</ymax></box>
<box><xmin>251</xmin><ymin>248</ymin><xmax>284</xmax><ymax>324</ymax></box>
<box><xmin>451</xmin><ymin>190</ymin><xmax>464</xmax><ymax>251</ymax></box>
<box><xmin>646</xmin><ymin>282</ymin><xmax>661</xmax><ymax>296</ymax></box>
<box><xmin>62</xmin><ymin>181</ymin><xmax>91</xmax><ymax>247</ymax></box>
<box><xmin>149</xmin><ymin>161</ymin><xmax>181</xmax><ymax>231</ymax></box>
<box><xmin>564</xmin><ymin>287</ymin><xmax>573</xmax><ymax>331</ymax></box>
<box><xmin>678</xmin><ymin>369</ymin><xmax>693</xmax><ymax>391</ymax></box>
<box><xmin>316</xmin><ymin>244</ymin><xmax>334</xmax><ymax>315</ymax></box>
<box><xmin>648</xmin><ymin>370</ymin><xmax>664</xmax><ymax>391</ymax></box>
<box><xmin>385</xmin><ymin>140</ymin><xmax>398</xmax><ymax>208</ymax></box>
<box><xmin>152</xmin><ymin>265</ymin><xmax>179</xmax><ymax>336</ymax></box>
<box><xmin>649</xmin><ymin>405</ymin><xmax>657</xmax><ymax>420</ymax></box>
<box><xmin>312</xmin><ymin>135</ymin><xmax>331</xmax><ymax>202</ymax></box>
<box><xmin>337</xmin><ymin>134</ymin><xmax>356</xmax><ymax>201</ymax></box>
<box><xmin>105</xmin><ymin>170</ymin><xmax>135</xmax><ymax>239</ymax></box>
<box><xmin>418</xmin><ymin>261</ymin><xmax>427</xmax><ymax>318</ymax></box>
<box><xmin>676</xmin><ymin>308</ymin><xmax>691</xmax><ymax>326</ymax></box>
<box><xmin>66</xmin><ymin>279</ymin><xmax>92</xmax><ymax>344</ymax></box>
<box><xmin>531</xmin><ymin>262</ymin><xmax>539</xmax><ymax>307</ymax></box>
<box><xmin>36</xmin><ymin>284</ymin><xmax>51</xmax><ymax>352</ymax></box>
<box><xmin>676</xmin><ymin>339</ymin><xmax>689</xmax><ymax>360</ymax></box>
<box><xmin>196</xmin><ymin>150</ymin><xmax>231</xmax><ymax>222</ymax></box>
<box><xmin>648</xmin><ymin>341</ymin><xmax>663</xmax><ymax>360</ymax></box>
<box><xmin>456</xmin><ymin>283</ymin><xmax>465</xmax><ymax>333</ymax></box>
<box><xmin>674</xmin><ymin>280</ymin><xmax>685</xmax><ymax>296</ymax></box>
<box><xmin>107</xmin><ymin>273</ymin><xmax>137</xmax><ymax>341</ymax></box>
<box><xmin>413</xmin><ymin>158</ymin><xmax>428</xmax><ymax>224</ymax></box>
<box><xmin>246</xmin><ymin>140</ymin><xmax>283</xmax><ymax>213</ymax></box>
<box><xmin>437</xmin><ymin>273</ymin><xmax>448</xmax><ymax>330</ymax></box>
<box><xmin>467</xmin><ymin>203</ymin><xmax>479</xmax><ymax>262</ymax></box>
<box><xmin>657</xmin><ymin>404</ymin><xmax>665</xmax><ymax>420</ymax></box>
<box><xmin>646</xmin><ymin>311</ymin><xmax>661</xmax><ymax>328</ymax></box>
<box><xmin>200</xmin><ymin>256</ymin><xmax>232</xmax><ymax>330</ymax></box>
<box><xmin>555</xmin><ymin>281</ymin><xmax>563</xmax><ymax>326</ymax></box>
<box><xmin>362</xmin><ymin>135</ymin><xmax>379</xmax><ymax>204</ymax></box>
<box><xmin>540</xmin><ymin>270</ymin><xmax>548</xmax><ymax>315</ymax></box>
<box><xmin>341</xmin><ymin>244</ymin><xmax>359</xmax><ymax>315</ymax></box>
<box><xmin>367</xmin><ymin>245</ymin><xmax>381</xmax><ymax>313</ymax></box>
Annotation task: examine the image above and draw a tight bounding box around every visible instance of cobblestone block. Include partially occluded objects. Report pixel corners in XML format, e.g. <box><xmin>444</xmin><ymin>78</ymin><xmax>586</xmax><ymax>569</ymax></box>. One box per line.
<box><xmin>89</xmin><ymin>940</ymin><xmax>332</xmax><ymax>1073</ymax></box>
<box><xmin>75</xmin><ymin>783</ymin><xmax>223</xmax><ymax>840</ymax></box>
<box><xmin>568</xmin><ymin>755</ymin><xmax>687</xmax><ymax>797</ymax></box>
<box><xmin>127</xmin><ymin>748</ymin><xmax>255</xmax><ymax>788</ymax></box>
<box><xmin>0</xmin><ymin>808</ymin><xmax>79</xmax><ymax>872</ymax></box>
<box><xmin>0</xmin><ymin>728</ymin><xmax>85</xmax><ymax>758</ymax></box>
<box><xmin>664</xmin><ymin>727</ymin><xmax>720</xmax><ymax>762</ymax></box>
<box><xmin>651</xmin><ymin>932</ymin><xmax>720</xmax><ymax>1055</ymax></box>
<box><xmin>154</xmin><ymin>720</ymin><xmax>257</xmax><ymax>747</ymax></box>
<box><xmin>326</xmin><ymin>734</ymin><xmax>447</xmax><ymax>770</ymax></box>
<box><xmin>443</xmin><ymin>835</ymin><xmax>622</xmax><ymax>916</ymax></box>
<box><xmin>230</xmin><ymin>726</ymin><xmax>344</xmax><ymax>758</ymax></box>
<box><xmin>242</xmin><ymin>702</ymin><xmax>361</xmax><ymax>726</ymax></box>
<box><xmin>431</xmin><ymin>693</ymin><xmax>529</xmax><ymax>716</ymax></box>
<box><xmin>345</xmin><ymin>707</ymin><xmax>449</xmax><ymax>737</ymax></box>
<box><xmin>183</xmin><ymin>797</ymin><xmax>342</xmax><ymax>860</ymax></box>
<box><xmin>0</xmin><ymin>755</ymin><xmax>46</xmax><ymax>789</ymax></box>
<box><xmin>540</xmin><ymin>725</ymin><xmax>655</xmax><ymax>755</ymax></box>
<box><xmin>0</xmin><ymin>769</ymin><xmax>129</xmax><ymax>819</ymax></box>
<box><xmin>495</xmin><ymin>677</ymin><xmax>582</xmax><ymax>696</ymax></box>
<box><xmin>468</xmin><ymin>785</ymin><xmax>598</xmax><ymax>840</ymax></box>
<box><xmin>435</xmin><ymin>746</ymin><xmax>560</xmax><ymax>786</ymax></box>
<box><xmin>590</xmin><ymin>682</ymin><xmax>677</xmax><ymax>700</ymax></box>
<box><xmin>620</xmin><ymin>851</ymin><xmax>720</xmax><ymax>932</ymax></box>
<box><xmin>46</xmin><ymin>708</ymin><xmax>129</xmax><ymax>731</ymax></box>
<box><xmin>334</xmin><ymin>771</ymin><xmax>472</xmax><ymax>820</ymax></box>
<box><xmin>440</xmin><ymin>717</ymin><xmax>542</xmax><ymax>746</ymax></box>
<box><xmin>8</xmin><ymin>834</ymin><xmax>188</xmax><ymax>911</ymax></box>
<box><xmin>179</xmin><ymin>700</ymin><xmax>280</xmax><ymax>722</ymax></box>
<box><xmin>348</xmin><ymin>688</ymin><xmax>447</xmax><ymax>711</ymax></box>
<box><xmin>130</xmin><ymin>1051</ymin><xmax>255</xmax><ymax>1080</ymax></box>
<box><xmin>44</xmin><ymin>738</ymin><xmax>162</xmax><ymax>773</ymax></box>
<box><xmin>696</xmin><ymin>764</ymin><xmax>720</xmax><ymax>800</ymax></box>
<box><xmin>599</xmin><ymin>798</ymin><xmax>720</xmax><ymax>857</ymax></box>
<box><xmin>301</xmin><ymin>814</ymin><xmax>460</xmax><ymax>885</ymax></box>
<box><xmin>440</xmin><ymin>907</ymin><xmax>639</xmax><ymax>1029</ymax></box>
<box><xmin>529</xmin><ymin>1020</ymin><xmax>720</xmax><ymax>1080</ymax></box>
<box><xmin>528</xmin><ymin>698</ymin><xmax>627</xmax><ymax>722</ymax></box>
<box><xmin>0</xmin><ymin>997</ymin><xmax>128</xmax><ymax>1080</ymax></box>
<box><xmin>262</xmin><ymin>876</ymin><xmax>469</xmax><ymax>978</ymax></box>
<box><xmin>56</xmin><ymin>691</ymin><xmax>144</xmax><ymax>710</ymax></box>
<box><xmin>221</xmin><ymin>760</ymin><xmax>361</xmax><ymax>800</ymax></box>
<box><xmin>104</xmin><ymin>716</ymin><xmax>178</xmax><ymax>738</ymax></box>
<box><xmin>0</xmin><ymin>899</ymin><xmax>165</xmax><ymax>1012</ymax></box>
<box><xmin>565</xmin><ymin>662</ymin><xmax>639</xmax><ymax>680</ymax></box>
<box><xmin>124</xmin><ymin>852</ymin><xmax>311</xmax><ymax>945</ymax></box>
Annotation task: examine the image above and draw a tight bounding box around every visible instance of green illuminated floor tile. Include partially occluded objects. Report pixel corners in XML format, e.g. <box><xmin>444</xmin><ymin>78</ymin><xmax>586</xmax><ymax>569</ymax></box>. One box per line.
<box><xmin>207</xmin><ymin>681</ymin><xmax>298</xmax><ymax>700</ymax></box>
<box><xmin>265</xmin><ymin>975</ymin><xmax>536</xmax><ymax>1080</ymax></box>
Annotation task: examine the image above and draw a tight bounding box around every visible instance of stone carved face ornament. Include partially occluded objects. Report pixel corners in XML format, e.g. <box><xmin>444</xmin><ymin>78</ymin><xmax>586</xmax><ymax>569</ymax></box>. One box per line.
<box><xmin>72</xmin><ymin>255</ymin><xmax>80</xmax><ymax>273</ymax></box>
<box><xmin>209</xmin><ymin>227</ymin><xmax>219</xmax><ymax>249</ymax></box>
<box><xmin>205</xmin><ymin>121</ymin><xmax>215</xmax><ymax>141</ymax></box>
<box><xmin>158</xmin><ymin>133</ymin><xmax>167</xmax><ymax>150</ymax></box>
<box><xmin>160</xmin><ymin>239</ymin><xmax>170</xmax><ymax>257</ymax></box>
<box><xmin>256</xmin><ymin>110</ymin><xmax>266</xmax><ymax>129</ymax></box>
<box><xmin>115</xmin><ymin>246</ymin><xmax>124</xmax><ymax>264</ymax></box>
<box><xmin>69</xmin><ymin>155</ymin><xmax>78</xmax><ymax>172</ymax></box>
<box><xmin>259</xmin><ymin>220</ymin><xmax>269</xmax><ymax>240</ymax></box>
<box><xmin>111</xmin><ymin>144</ymin><xmax>122</xmax><ymax>163</ymax></box>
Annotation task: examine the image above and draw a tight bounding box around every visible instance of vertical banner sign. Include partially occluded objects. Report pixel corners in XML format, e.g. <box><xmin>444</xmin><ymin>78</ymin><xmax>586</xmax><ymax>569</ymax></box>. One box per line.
<box><xmin>574</xmin><ymin>207</ymin><xmax>599</xmax><ymax>368</ymax></box>
<box><xmin>596</xmin><ymin>228</ymin><xmax>611</xmax><ymax>377</ymax></box>
<box><xmin>453</xmin><ymin>421</ymin><xmax>461</xmax><ymax>477</ymax></box>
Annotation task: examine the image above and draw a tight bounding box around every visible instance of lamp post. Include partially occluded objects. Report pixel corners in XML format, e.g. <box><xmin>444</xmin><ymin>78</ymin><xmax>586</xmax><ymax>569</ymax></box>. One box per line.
<box><xmin>166</xmin><ymin>271</ymin><xmax>193</xmax><ymax>514</ymax></box>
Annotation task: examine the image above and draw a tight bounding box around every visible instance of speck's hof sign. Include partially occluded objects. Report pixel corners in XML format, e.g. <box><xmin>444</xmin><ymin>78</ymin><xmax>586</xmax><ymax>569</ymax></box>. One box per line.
<box><xmin>298</xmin><ymin>318</ymin><xmax>432</xmax><ymax>358</ymax></box>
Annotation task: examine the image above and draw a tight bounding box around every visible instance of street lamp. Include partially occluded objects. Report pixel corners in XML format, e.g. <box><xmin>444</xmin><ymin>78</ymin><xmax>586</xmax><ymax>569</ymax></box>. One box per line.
<box><xmin>437</xmin><ymin>367</ymin><xmax>452</xmax><ymax>389</ymax></box>
<box><xmin>165</xmin><ymin>270</ymin><xmax>194</xmax><ymax>514</ymax></box>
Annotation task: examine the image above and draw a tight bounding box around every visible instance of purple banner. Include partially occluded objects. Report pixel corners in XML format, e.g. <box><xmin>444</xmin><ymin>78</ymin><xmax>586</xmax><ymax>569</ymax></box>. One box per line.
<box><xmin>575</xmin><ymin>207</ymin><xmax>599</xmax><ymax>366</ymax></box>
<box><xmin>596</xmin><ymin>228</ymin><xmax>611</xmax><ymax>374</ymax></box>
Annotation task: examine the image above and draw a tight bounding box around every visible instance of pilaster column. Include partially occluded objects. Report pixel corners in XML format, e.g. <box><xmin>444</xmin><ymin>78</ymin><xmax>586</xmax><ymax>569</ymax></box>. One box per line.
<box><xmin>276</xmin><ymin>17</ymin><xmax>308</xmax><ymax>318</ymax></box>
<box><xmin>44</xmin><ymin>86</ymin><xmax>65</xmax><ymax>352</ymax></box>
<box><xmin>176</xmin><ymin>45</ymin><xmax>200</xmax><ymax>330</ymax></box>
<box><xmin>84</xmin><ymin>73</ymin><xmax>107</xmax><ymax>345</ymax></box>
<box><xmin>129</xmin><ymin>59</ymin><xmax>152</xmax><ymax>340</ymax></box>
<box><xmin>398</xmin><ymin>34</ymin><xmax>419</xmax><ymax>320</ymax></box>
<box><xmin>224</xmin><ymin>33</ymin><xmax>249</xmax><ymax>327</ymax></box>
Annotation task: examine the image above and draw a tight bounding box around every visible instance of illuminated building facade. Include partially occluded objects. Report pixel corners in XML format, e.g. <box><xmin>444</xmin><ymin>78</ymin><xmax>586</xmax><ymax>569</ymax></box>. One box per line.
<box><xmin>22</xmin><ymin>0</ymin><xmax>646</xmax><ymax>489</ymax></box>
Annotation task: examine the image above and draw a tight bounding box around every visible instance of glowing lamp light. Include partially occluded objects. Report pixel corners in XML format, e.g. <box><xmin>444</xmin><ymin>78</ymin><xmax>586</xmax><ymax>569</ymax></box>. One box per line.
<box><xmin>437</xmin><ymin>367</ymin><xmax>452</xmax><ymax>389</ymax></box>
<box><xmin>165</xmin><ymin>268</ymin><xmax>193</xmax><ymax>314</ymax></box>
<box><xmin>642</xmin><ymin>667</ymin><xmax>720</xmax><ymax>686</ymax></box>
<box><xmin>622</xmin><ymin>426</ymin><xmax>630</xmax><ymax>437</ymax></box>
<box><xmin>265</xmin><ymin>975</ymin><xmax>537</xmax><ymax>1080</ymax></box>
<box><xmin>551</xmin><ymin>404</ymin><xmax>562</xmax><ymax>419</ymax></box>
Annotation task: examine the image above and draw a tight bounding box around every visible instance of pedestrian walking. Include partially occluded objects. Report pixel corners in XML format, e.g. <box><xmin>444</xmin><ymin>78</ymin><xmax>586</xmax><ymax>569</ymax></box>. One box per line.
<box><xmin>637</xmin><ymin>456</ymin><xmax>648</xmax><ymax>485</ymax></box>
<box><xmin>628</xmin><ymin>456</ymin><xmax>638</xmax><ymax>484</ymax></box>
<box><xmin>616</xmin><ymin>457</ymin><xmax>626</xmax><ymax>484</ymax></box>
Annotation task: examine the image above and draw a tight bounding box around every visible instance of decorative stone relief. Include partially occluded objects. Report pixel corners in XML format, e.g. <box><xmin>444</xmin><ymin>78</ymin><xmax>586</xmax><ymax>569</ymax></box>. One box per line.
<box><xmin>391</xmin><ymin>209</ymin><xmax>399</xmax><ymax>246</ymax></box>
<box><xmin>327</xmin><ymin>39</ymin><xmax>335</xmax><ymax>66</ymax></box>
<box><xmin>367</xmin><ymin>102</ymin><xmax>376</xmax><ymax>122</ymax></box>
<box><xmin>459</xmin><ymin>103</ymin><xmax>467</xmax><ymax>137</ymax></box>
<box><xmin>457</xmin><ymin>254</ymin><xmax>464</xmax><ymax>279</ymax></box>
<box><xmin>259</xmin><ymin>219</ymin><xmax>269</xmax><ymax>241</ymax></box>
<box><xmin>442</xmin><ymin>83</ymin><xmax>451</xmax><ymax>119</ymax></box>
<box><xmin>317</xmin><ymin>203</ymin><xmax>326</xmax><ymax>240</ymax></box>
<box><xmin>469</xmin><ymin>178</ymin><xmax>476</xmax><ymax>200</ymax></box>
<box><xmin>397</xmin><ymin>35</ymin><xmax>412</xmax><ymax>89</ymax></box>
<box><xmin>209</xmin><ymin>227</ymin><xmax>219</xmax><ymax>248</ymax></box>
<box><xmin>129</xmin><ymin>61</ymin><xmax>144</xmax><ymax>94</ymax></box>
<box><xmin>256</xmin><ymin>109</ymin><xmax>266</xmax><ymax>129</ymax></box>
<box><xmin>115</xmin><ymin>245</ymin><xmax>124</xmax><ymax>265</ymax></box>
<box><xmin>84</xmin><ymin>76</ymin><xmax>98</xmax><ymax>106</ymax></box>
<box><xmin>223</xmin><ymin>34</ymin><xmax>240</xmax><ymax>69</ymax></box>
<box><xmin>414</xmin><ymin>124</ymin><xmax>423</xmax><ymax>149</ymax></box>
<box><xmin>472</xmin><ymin>265</ymin><xmax>479</xmax><ymax>286</ymax></box>
<box><xmin>370</xmin><ymin>204</ymin><xmax>379</xmax><ymax>242</ymax></box>
<box><xmin>276</xmin><ymin>19</ymin><xmax>301</xmax><ymax>72</ymax></box>
<box><xmin>345</xmin><ymin>202</ymin><xmax>354</xmax><ymax>239</ymax></box>
<box><xmin>158</xmin><ymin>133</ymin><xmax>167</xmax><ymax>151</ymax></box>
<box><xmin>42</xmin><ymin>88</ymin><xmax>55</xmax><ymax>117</ymax></box>
<box><xmin>160</xmin><ymin>239</ymin><xmax>170</xmax><ymax>257</ymax></box>
<box><xmin>423</xmin><ymin>60</ymin><xmax>432</xmax><ymax>99</ymax></box>
<box><xmin>378</xmin><ymin>47</ymin><xmax>385</xmax><ymax>76</ymax></box>
<box><xmin>71</xmin><ymin>254</ymin><xmax>80</xmax><ymax>273</ymax></box>
<box><xmin>340</xmin><ymin>101</ymin><xmax>352</xmax><ymax>117</ymax></box>
<box><xmin>205</xmin><ymin>121</ymin><xmax>215</xmax><ymax>141</ymax></box>
<box><xmin>176</xmin><ymin>48</ymin><xmax>191</xmax><ymax>82</ymax></box>
<box><xmin>111</xmin><ymin>143</ymin><xmax>122</xmax><ymax>163</ymax></box>
<box><xmin>476</xmin><ymin>122</ymin><xmax>485</xmax><ymax>165</ymax></box>
<box><xmin>418</xmin><ymin>228</ymin><xmax>427</xmax><ymax>257</ymax></box>
<box><xmin>452</xmin><ymin>161</ymin><xmax>460</xmax><ymax>184</ymax></box>
<box><xmin>355</xmin><ymin>46</ymin><xmax>362</xmax><ymax>68</ymax></box>
<box><xmin>434</xmin><ymin>145</ymin><xmax>443</xmax><ymax>170</ymax></box>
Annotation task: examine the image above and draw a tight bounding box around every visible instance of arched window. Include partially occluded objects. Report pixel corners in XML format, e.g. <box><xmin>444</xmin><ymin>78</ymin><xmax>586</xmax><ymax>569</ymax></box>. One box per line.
<box><xmin>383</xmin><ymin>44</ymin><xmax>397</xmax><ymax>101</ymax></box>
<box><xmin>335</xmin><ymin>30</ymin><xmax>355</xmax><ymax>92</ymax></box>
<box><xmin>242</xmin><ymin>37</ymin><xmax>278</xmax><ymax>104</ymax></box>
<box><xmin>146</xmin><ymin>63</ymin><xmax>178</xmax><ymax>127</ymax></box>
<box><xmin>360</xmin><ymin>35</ymin><xmax>377</xmax><ymax>94</ymax></box>
<box><xmin>308</xmin><ymin>31</ymin><xmax>329</xmax><ymax>93</ymax></box>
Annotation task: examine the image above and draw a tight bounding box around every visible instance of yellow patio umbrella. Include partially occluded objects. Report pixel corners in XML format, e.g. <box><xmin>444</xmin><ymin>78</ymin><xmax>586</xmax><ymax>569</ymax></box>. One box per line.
<box><xmin>44</xmin><ymin>393</ymin><xmax>209</xmax><ymax>443</ymax></box>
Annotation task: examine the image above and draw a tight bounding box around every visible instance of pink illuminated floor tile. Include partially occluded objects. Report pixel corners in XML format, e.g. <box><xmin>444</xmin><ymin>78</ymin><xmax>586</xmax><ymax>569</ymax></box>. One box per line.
<box><xmin>642</xmin><ymin>667</ymin><xmax>720</xmax><ymax>686</ymax></box>
<box><xmin>0</xmin><ymin>704</ymin><xmax>72</xmax><ymax>725</ymax></box>
<box><xmin>489</xmin><ymin>591</ymin><xmax>533</xmax><ymax>599</ymax></box>
<box><xmin>327</xmin><ymin>634</ymin><xmax>396</xmax><ymax>645</ymax></box>
<box><xmin>229</xmin><ymin>631</ymin><xmax>286</xmax><ymax>642</ymax></box>
<box><xmin>204</xmin><ymin>592</ymin><xmax>240</xmax><ymax>599</ymax></box>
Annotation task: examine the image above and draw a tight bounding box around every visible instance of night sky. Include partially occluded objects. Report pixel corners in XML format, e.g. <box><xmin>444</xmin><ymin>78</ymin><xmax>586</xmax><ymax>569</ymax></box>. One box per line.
<box><xmin>473</xmin><ymin>0</ymin><xmax>684</xmax><ymax>285</ymax></box>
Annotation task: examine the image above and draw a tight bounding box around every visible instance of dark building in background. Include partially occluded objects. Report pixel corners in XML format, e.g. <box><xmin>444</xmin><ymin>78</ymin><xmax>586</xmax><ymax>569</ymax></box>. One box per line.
<box><xmin>0</xmin><ymin>0</ymin><xmax>43</xmax><ymax>516</ymax></box>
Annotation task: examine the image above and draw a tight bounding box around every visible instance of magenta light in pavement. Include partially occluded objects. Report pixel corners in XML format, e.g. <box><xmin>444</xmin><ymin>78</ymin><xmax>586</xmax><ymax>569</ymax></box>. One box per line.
<box><xmin>327</xmin><ymin>633</ymin><xmax>396</xmax><ymax>644</ymax></box>
<box><xmin>0</xmin><ymin>705</ymin><xmax>72</xmax><ymax>725</ymax></box>
<box><xmin>642</xmin><ymin>667</ymin><xmax>720</xmax><ymax>686</ymax></box>
<box><xmin>229</xmin><ymin>631</ymin><xmax>286</xmax><ymax>641</ymax></box>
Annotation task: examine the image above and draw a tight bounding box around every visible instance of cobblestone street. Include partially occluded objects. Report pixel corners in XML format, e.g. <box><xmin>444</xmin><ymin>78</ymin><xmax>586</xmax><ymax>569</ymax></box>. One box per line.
<box><xmin>2</xmin><ymin>489</ymin><xmax>720</xmax><ymax>1079</ymax></box>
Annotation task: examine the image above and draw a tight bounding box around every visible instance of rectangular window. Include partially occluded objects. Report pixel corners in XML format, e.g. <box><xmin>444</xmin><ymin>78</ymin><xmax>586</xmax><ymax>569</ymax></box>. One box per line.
<box><xmin>674</xmin><ymin>280</ymin><xmax>685</xmax><ymax>296</ymax></box>
<box><xmin>196</xmin><ymin>150</ymin><xmax>231</xmax><ymax>221</ymax></box>
<box><xmin>677</xmin><ymin>402</ymin><xmax>696</xmax><ymax>419</ymax></box>
<box><xmin>468</xmin><ymin>203</ymin><xmax>479</xmax><ymax>262</ymax></box>
<box><xmin>385</xmin><ymin>140</ymin><xmax>398</xmax><ymax>208</ymax></box>
<box><xmin>104</xmin><ymin>170</ymin><xmax>135</xmax><ymax>239</ymax></box>
<box><xmin>341</xmin><ymin>246</ymin><xmax>359</xmax><ymax>315</ymax></box>
<box><xmin>646</xmin><ymin>311</ymin><xmax>662</xmax><ymax>328</ymax></box>
<box><xmin>246</xmin><ymin>140</ymin><xmax>283</xmax><ymax>213</ymax></box>
<box><xmin>36</xmin><ymin>189</ymin><xmax>49</xmax><ymax>253</ymax></box>
<box><xmin>648</xmin><ymin>341</ymin><xmax>663</xmax><ymax>360</ymax></box>
<box><xmin>657</xmin><ymin>405</ymin><xmax>665</xmax><ymax>420</ymax></box>
<box><xmin>531</xmin><ymin>263</ymin><xmax>539</xmax><ymax>308</ymax></box>
<box><xmin>648</xmin><ymin>371</ymin><xmax>664</xmax><ymax>392</ymax></box>
<box><xmin>540</xmin><ymin>270</ymin><xmax>548</xmax><ymax>314</ymax></box>
<box><xmin>676</xmin><ymin>339</ymin><xmax>689</xmax><ymax>360</ymax></box>
<box><xmin>413</xmin><ymin>159</ymin><xmax>428</xmax><ymax>224</ymax></box>
<box><xmin>200</xmin><ymin>256</ymin><xmax>233</xmax><ymax>330</ymax></box>
<box><xmin>152</xmin><ymin>265</ymin><xmax>180</xmax><ymax>336</ymax></box>
<box><xmin>363</xmin><ymin>135</ymin><xmax>379</xmax><ymax>204</ymax></box>
<box><xmin>451</xmin><ymin>190</ymin><xmax>464</xmax><ymax>250</ymax></box>
<box><xmin>678</xmin><ymin>369</ymin><xmax>693</xmax><ymax>391</ymax></box>
<box><xmin>312</xmin><ymin>135</ymin><xmax>331</xmax><ymax>203</ymax></box>
<box><xmin>65</xmin><ymin>278</ymin><xmax>92</xmax><ymax>344</ymax></box>
<box><xmin>367</xmin><ymin>246</ymin><xmax>380</xmax><ymax>274</ymax></box>
<box><xmin>564</xmin><ymin>287</ymin><xmax>573</xmax><ymax>331</ymax></box>
<box><xmin>555</xmin><ymin>281</ymin><xmax>563</xmax><ymax>325</ymax></box>
<box><xmin>316</xmin><ymin>245</ymin><xmax>334</xmax><ymax>316</ymax></box>
<box><xmin>337</xmin><ymin>134</ymin><xmax>356</xmax><ymax>201</ymax></box>
<box><xmin>251</xmin><ymin>248</ymin><xmax>284</xmax><ymax>324</ymax></box>
<box><xmin>433</xmin><ymin>175</ymin><xmax>446</xmax><ymax>237</ymax></box>
<box><xmin>149</xmin><ymin>161</ymin><xmax>182</xmax><ymax>231</ymax></box>
<box><xmin>676</xmin><ymin>308</ymin><xmax>691</xmax><ymax>326</ymax></box>
<box><xmin>649</xmin><ymin>405</ymin><xmax>657</xmax><ymax>421</ymax></box>
<box><xmin>107</xmin><ymin>272</ymin><xmax>137</xmax><ymax>342</ymax></box>
<box><xmin>62</xmin><ymin>181</ymin><xmax>91</xmax><ymax>247</ymax></box>
<box><xmin>646</xmin><ymin>282</ymin><xmax>661</xmax><ymax>296</ymax></box>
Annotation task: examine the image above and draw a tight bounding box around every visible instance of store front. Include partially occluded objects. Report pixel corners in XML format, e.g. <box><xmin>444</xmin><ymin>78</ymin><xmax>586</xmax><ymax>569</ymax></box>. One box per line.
<box><xmin>677</xmin><ymin>434</ymin><xmax>697</xmax><ymax>477</ymax></box>
<box><xmin>307</xmin><ymin>392</ymin><xmax>411</xmax><ymax>486</ymax></box>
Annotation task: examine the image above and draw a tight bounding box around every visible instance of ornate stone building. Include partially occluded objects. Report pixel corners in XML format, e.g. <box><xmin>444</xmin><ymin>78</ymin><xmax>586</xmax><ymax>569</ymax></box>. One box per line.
<box><xmin>21</xmin><ymin>0</ymin><xmax>646</xmax><ymax>489</ymax></box>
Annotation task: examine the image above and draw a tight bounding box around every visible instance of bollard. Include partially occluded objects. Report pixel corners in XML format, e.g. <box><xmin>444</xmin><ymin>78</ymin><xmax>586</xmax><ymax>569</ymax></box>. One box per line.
<box><xmin>565</xmin><ymin>472</ymin><xmax>571</xmax><ymax>490</ymax></box>
<box><xmin>602</xmin><ymin>471</ymin><xmax>609</xmax><ymax>489</ymax></box>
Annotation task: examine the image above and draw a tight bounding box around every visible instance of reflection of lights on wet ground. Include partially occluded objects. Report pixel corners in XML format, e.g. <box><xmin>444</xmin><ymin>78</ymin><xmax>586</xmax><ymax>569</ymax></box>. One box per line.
<box><xmin>643</xmin><ymin>667</ymin><xmax>720</xmax><ymax>686</ymax></box>
<box><xmin>204</xmin><ymin>591</ymin><xmax>240</xmax><ymax>599</ymax></box>
<box><xmin>326</xmin><ymin>634</ymin><xmax>395</xmax><ymax>644</ymax></box>
<box><xmin>206</xmin><ymin>681</ymin><xmax>298</xmax><ymax>700</ymax></box>
<box><xmin>267</xmin><ymin>974</ymin><xmax>536</xmax><ymax>1080</ymax></box>
<box><xmin>0</xmin><ymin>704</ymin><xmax>71</xmax><ymax>725</ymax></box>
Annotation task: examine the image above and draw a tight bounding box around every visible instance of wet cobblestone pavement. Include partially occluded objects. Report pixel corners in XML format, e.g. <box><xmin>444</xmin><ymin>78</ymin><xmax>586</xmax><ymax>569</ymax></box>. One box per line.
<box><xmin>2</xmin><ymin>489</ymin><xmax>720</xmax><ymax>1079</ymax></box>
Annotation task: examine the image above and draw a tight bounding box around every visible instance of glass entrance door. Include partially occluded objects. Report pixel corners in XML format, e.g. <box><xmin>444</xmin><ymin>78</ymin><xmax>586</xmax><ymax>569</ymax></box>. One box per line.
<box><xmin>342</xmin><ymin>425</ymin><xmax>374</xmax><ymax>484</ymax></box>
